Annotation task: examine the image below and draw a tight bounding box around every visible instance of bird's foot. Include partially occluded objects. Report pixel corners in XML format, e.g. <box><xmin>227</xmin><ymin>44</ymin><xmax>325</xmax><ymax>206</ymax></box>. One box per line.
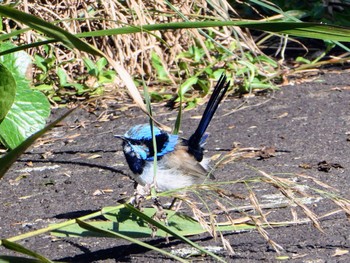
<box><xmin>150</xmin><ymin>197</ymin><xmax>169</xmax><ymax>242</ymax></box>
<box><xmin>129</xmin><ymin>184</ymin><xmax>152</xmax><ymax>210</ymax></box>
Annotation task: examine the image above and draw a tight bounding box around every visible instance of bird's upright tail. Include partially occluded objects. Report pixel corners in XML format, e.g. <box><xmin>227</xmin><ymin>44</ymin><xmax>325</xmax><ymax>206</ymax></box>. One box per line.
<box><xmin>187</xmin><ymin>74</ymin><xmax>230</xmax><ymax>161</ymax></box>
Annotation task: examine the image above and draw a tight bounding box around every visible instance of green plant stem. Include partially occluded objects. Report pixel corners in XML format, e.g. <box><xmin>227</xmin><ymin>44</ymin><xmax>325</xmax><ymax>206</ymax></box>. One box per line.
<box><xmin>1</xmin><ymin>20</ymin><xmax>350</xmax><ymax>57</ymax></box>
<box><xmin>125</xmin><ymin>204</ymin><xmax>226</xmax><ymax>262</ymax></box>
<box><xmin>3</xmin><ymin>205</ymin><xmax>123</xmax><ymax>243</ymax></box>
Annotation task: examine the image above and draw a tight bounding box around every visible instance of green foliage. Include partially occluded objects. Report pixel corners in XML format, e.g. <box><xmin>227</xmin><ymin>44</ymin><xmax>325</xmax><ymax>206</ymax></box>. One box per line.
<box><xmin>53</xmin><ymin>207</ymin><xmax>213</xmax><ymax>238</ymax></box>
<box><xmin>52</xmin><ymin>205</ymin><xmax>246</xmax><ymax>262</ymax></box>
<box><xmin>0</xmin><ymin>42</ymin><xmax>50</xmax><ymax>149</ymax></box>
<box><xmin>0</xmin><ymin>6</ymin><xmax>114</xmax><ymax>103</ymax></box>
<box><xmin>0</xmin><ymin>63</ymin><xmax>16</xmax><ymax>123</ymax></box>
<box><xmin>83</xmin><ymin>57</ymin><xmax>116</xmax><ymax>84</ymax></box>
<box><xmin>230</xmin><ymin>0</ymin><xmax>350</xmax><ymax>26</ymax></box>
<box><xmin>151</xmin><ymin>51</ymin><xmax>170</xmax><ymax>81</ymax></box>
<box><xmin>33</xmin><ymin>45</ymin><xmax>56</xmax><ymax>82</ymax></box>
<box><xmin>0</xmin><ymin>88</ymin><xmax>50</xmax><ymax>149</ymax></box>
<box><xmin>174</xmin><ymin>37</ymin><xmax>278</xmax><ymax>98</ymax></box>
<box><xmin>1</xmin><ymin>3</ymin><xmax>350</xmax><ymax>262</ymax></box>
<box><xmin>0</xmin><ymin>5</ymin><xmax>101</xmax><ymax>56</ymax></box>
<box><xmin>33</xmin><ymin>47</ymin><xmax>116</xmax><ymax>102</ymax></box>
<box><xmin>261</xmin><ymin>0</ymin><xmax>350</xmax><ymax>26</ymax></box>
<box><xmin>0</xmin><ymin>109</ymin><xmax>75</xmax><ymax>263</ymax></box>
<box><xmin>0</xmin><ymin>108</ymin><xmax>75</xmax><ymax>179</ymax></box>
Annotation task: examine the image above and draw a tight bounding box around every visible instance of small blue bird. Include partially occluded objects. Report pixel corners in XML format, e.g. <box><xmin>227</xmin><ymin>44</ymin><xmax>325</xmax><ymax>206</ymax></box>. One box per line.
<box><xmin>116</xmin><ymin>74</ymin><xmax>230</xmax><ymax>192</ymax></box>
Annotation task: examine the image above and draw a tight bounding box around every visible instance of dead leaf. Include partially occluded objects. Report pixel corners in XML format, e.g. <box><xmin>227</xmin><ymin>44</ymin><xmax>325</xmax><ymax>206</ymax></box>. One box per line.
<box><xmin>259</xmin><ymin>146</ymin><xmax>276</xmax><ymax>159</ymax></box>
<box><xmin>299</xmin><ymin>163</ymin><xmax>313</xmax><ymax>169</ymax></box>
<box><xmin>93</xmin><ymin>190</ymin><xmax>103</xmax><ymax>196</ymax></box>
<box><xmin>87</xmin><ymin>154</ymin><xmax>102</xmax><ymax>159</ymax></box>
<box><xmin>275</xmin><ymin>112</ymin><xmax>288</xmax><ymax>118</ymax></box>
<box><xmin>26</xmin><ymin>161</ymin><xmax>33</xmax><ymax>167</ymax></box>
<box><xmin>332</xmin><ymin>248</ymin><xmax>349</xmax><ymax>257</ymax></box>
<box><xmin>41</xmin><ymin>151</ymin><xmax>53</xmax><ymax>159</ymax></box>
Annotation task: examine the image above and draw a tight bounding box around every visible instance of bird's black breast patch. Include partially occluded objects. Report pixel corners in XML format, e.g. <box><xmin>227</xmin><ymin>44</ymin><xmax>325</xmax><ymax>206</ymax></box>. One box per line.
<box><xmin>122</xmin><ymin>141</ymin><xmax>145</xmax><ymax>174</ymax></box>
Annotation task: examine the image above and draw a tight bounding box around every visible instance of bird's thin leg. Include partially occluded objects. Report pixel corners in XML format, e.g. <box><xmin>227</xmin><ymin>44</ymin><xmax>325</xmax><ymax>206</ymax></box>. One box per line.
<box><xmin>150</xmin><ymin>197</ymin><xmax>169</xmax><ymax>242</ymax></box>
<box><xmin>167</xmin><ymin>197</ymin><xmax>178</xmax><ymax>210</ymax></box>
<box><xmin>130</xmin><ymin>183</ymin><xmax>151</xmax><ymax>210</ymax></box>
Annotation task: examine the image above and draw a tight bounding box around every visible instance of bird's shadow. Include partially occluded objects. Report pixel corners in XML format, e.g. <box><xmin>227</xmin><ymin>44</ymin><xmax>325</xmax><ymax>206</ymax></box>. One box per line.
<box><xmin>17</xmin><ymin>158</ymin><xmax>128</xmax><ymax>176</ymax></box>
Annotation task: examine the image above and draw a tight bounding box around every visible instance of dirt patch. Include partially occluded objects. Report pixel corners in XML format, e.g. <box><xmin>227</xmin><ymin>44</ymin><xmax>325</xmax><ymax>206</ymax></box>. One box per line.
<box><xmin>1</xmin><ymin>72</ymin><xmax>350</xmax><ymax>262</ymax></box>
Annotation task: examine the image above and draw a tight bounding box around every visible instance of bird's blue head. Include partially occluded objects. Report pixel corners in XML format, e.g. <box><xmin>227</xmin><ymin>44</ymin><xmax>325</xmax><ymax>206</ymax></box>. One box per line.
<box><xmin>115</xmin><ymin>124</ymin><xmax>178</xmax><ymax>174</ymax></box>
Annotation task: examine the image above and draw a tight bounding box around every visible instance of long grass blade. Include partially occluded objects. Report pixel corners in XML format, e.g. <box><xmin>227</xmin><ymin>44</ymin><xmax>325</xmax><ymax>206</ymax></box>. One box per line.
<box><xmin>74</xmin><ymin>21</ymin><xmax>350</xmax><ymax>42</ymax></box>
<box><xmin>0</xmin><ymin>5</ymin><xmax>102</xmax><ymax>56</ymax></box>
<box><xmin>75</xmin><ymin>219</ymin><xmax>188</xmax><ymax>262</ymax></box>
<box><xmin>1</xmin><ymin>239</ymin><xmax>53</xmax><ymax>263</ymax></box>
<box><xmin>0</xmin><ymin>108</ymin><xmax>75</xmax><ymax>179</ymax></box>
<box><xmin>125</xmin><ymin>203</ymin><xmax>226</xmax><ymax>262</ymax></box>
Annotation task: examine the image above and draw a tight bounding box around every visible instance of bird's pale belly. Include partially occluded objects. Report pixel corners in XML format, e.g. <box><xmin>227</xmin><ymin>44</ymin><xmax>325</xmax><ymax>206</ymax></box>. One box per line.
<box><xmin>135</xmin><ymin>159</ymin><xmax>208</xmax><ymax>192</ymax></box>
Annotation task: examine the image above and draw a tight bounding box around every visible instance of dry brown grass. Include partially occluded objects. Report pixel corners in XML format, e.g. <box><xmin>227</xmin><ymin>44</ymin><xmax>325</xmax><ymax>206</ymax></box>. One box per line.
<box><xmin>3</xmin><ymin>0</ymin><xmax>257</xmax><ymax>91</ymax></box>
<box><xmin>158</xmin><ymin>159</ymin><xmax>350</xmax><ymax>254</ymax></box>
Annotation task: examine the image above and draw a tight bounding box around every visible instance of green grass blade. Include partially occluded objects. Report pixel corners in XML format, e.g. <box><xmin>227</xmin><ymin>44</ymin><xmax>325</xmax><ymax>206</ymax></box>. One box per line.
<box><xmin>0</xmin><ymin>27</ymin><xmax>31</xmax><ymax>42</ymax></box>
<box><xmin>0</xmin><ymin>255</ymin><xmax>43</xmax><ymax>263</ymax></box>
<box><xmin>2</xmin><ymin>21</ymin><xmax>350</xmax><ymax>57</ymax></box>
<box><xmin>164</xmin><ymin>0</ymin><xmax>234</xmax><ymax>55</ymax></box>
<box><xmin>0</xmin><ymin>5</ymin><xmax>102</xmax><ymax>56</ymax></box>
<box><xmin>0</xmin><ymin>40</ymin><xmax>55</xmax><ymax>56</ymax></box>
<box><xmin>249</xmin><ymin>0</ymin><xmax>299</xmax><ymax>22</ymax></box>
<box><xmin>6</xmin><ymin>206</ymin><xmax>123</xmax><ymax>242</ymax></box>
<box><xmin>75</xmin><ymin>21</ymin><xmax>350</xmax><ymax>42</ymax></box>
<box><xmin>0</xmin><ymin>63</ymin><xmax>16</xmax><ymax>123</ymax></box>
<box><xmin>125</xmin><ymin>204</ymin><xmax>225</xmax><ymax>262</ymax></box>
<box><xmin>75</xmin><ymin>219</ymin><xmax>189</xmax><ymax>262</ymax></box>
<box><xmin>0</xmin><ymin>108</ymin><xmax>75</xmax><ymax>179</ymax></box>
<box><xmin>52</xmin><ymin>206</ymin><xmax>277</xmax><ymax>237</ymax></box>
<box><xmin>1</xmin><ymin>239</ymin><xmax>53</xmax><ymax>263</ymax></box>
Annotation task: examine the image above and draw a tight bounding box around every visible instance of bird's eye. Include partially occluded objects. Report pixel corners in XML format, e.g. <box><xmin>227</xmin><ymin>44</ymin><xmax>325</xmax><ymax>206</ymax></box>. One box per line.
<box><xmin>129</xmin><ymin>139</ymin><xmax>143</xmax><ymax>145</ymax></box>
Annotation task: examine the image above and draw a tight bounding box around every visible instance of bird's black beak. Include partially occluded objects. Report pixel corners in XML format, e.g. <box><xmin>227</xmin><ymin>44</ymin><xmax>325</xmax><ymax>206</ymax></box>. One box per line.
<box><xmin>114</xmin><ymin>135</ymin><xmax>127</xmax><ymax>141</ymax></box>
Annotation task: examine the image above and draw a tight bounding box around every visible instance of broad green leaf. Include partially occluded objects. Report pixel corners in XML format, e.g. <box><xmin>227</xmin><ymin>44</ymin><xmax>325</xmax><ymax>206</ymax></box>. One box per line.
<box><xmin>197</xmin><ymin>79</ymin><xmax>209</xmax><ymax>94</ymax></box>
<box><xmin>51</xmin><ymin>206</ymin><xmax>224</xmax><ymax>261</ymax></box>
<box><xmin>0</xmin><ymin>63</ymin><xmax>16</xmax><ymax>122</ymax></box>
<box><xmin>151</xmin><ymin>51</ymin><xmax>169</xmax><ymax>81</ymax></box>
<box><xmin>0</xmin><ymin>42</ymin><xmax>31</xmax><ymax>88</ymax></box>
<box><xmin>124</xmin><ymin>204</ymin><xmax>225</xmax><ymax>262</ymax></box>
<box><xmin>0</xmin><ymin>42</ymin><xmax>51</xmax><ymax>149</ymax></box>
<box><xmin>0</xmin><ymin>42</ymin><xmax>32</xmax><ymax>77</ymax></box>
<box><xmin>105</xmin><ymin>207</ymin><xmax>204</xmax><ymax>237</ymax></box>
<box><xmin>0</xmin><ymin>88</ymin><xmax>50</xmax><ymax>149</ymax></box>
<box><xmin>51</xmin><ymin>217</ymin><xmax>258</xmax><ymax>238</ymax></box>
<box><xmin>53</xmin><ymin>206</ymin><xmax>260</xmax><ymax>238</ymax></box>
<box><xmin>96</xmin><ymin>57</ymin><xmax>108</xmax><ymax>72</ymax></box>
<box><xmin>83</xmin><ymin>57</ymin><xmax>98</xmax><ymax>76</ymax></box>
<box><xmin>1</xmin><ymin>239</ymin><xmax>53</xmax><ymax>263</ymax></box>
<box><xmin>0</xmin><ymin>108</ymin><xmax>75</xmax><ymax>179</ymax></box>
<box><xmin>75</xmin><ymin>219</ymin><xmax>188</xmax><ymax>263</ymax></box>
<box><xmin>52</xmin><ymin>221</ymin><xmax>126</xmax><ymax>238</ymax></box>
<box><xmin>57</xmin><ymin>67</ymin><xmax>68</xmax><ymax>86</ymax></box>
<box><xmin>179</xmin><ymin>76</ymin><xmax>198</xmax><ymax>97</ymax></box>
<box><xmin>52</xmin><ymin>208</ymin><xmax>191</xmax><ymax>238</ymax></box>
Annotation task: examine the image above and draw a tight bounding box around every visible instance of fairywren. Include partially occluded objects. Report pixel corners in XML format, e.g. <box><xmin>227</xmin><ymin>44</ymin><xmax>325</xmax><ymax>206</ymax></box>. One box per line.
<box><xmin>116</xmin><ymin>74</ymin><xmax>230</xmax><ymax>192</ymax></box>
